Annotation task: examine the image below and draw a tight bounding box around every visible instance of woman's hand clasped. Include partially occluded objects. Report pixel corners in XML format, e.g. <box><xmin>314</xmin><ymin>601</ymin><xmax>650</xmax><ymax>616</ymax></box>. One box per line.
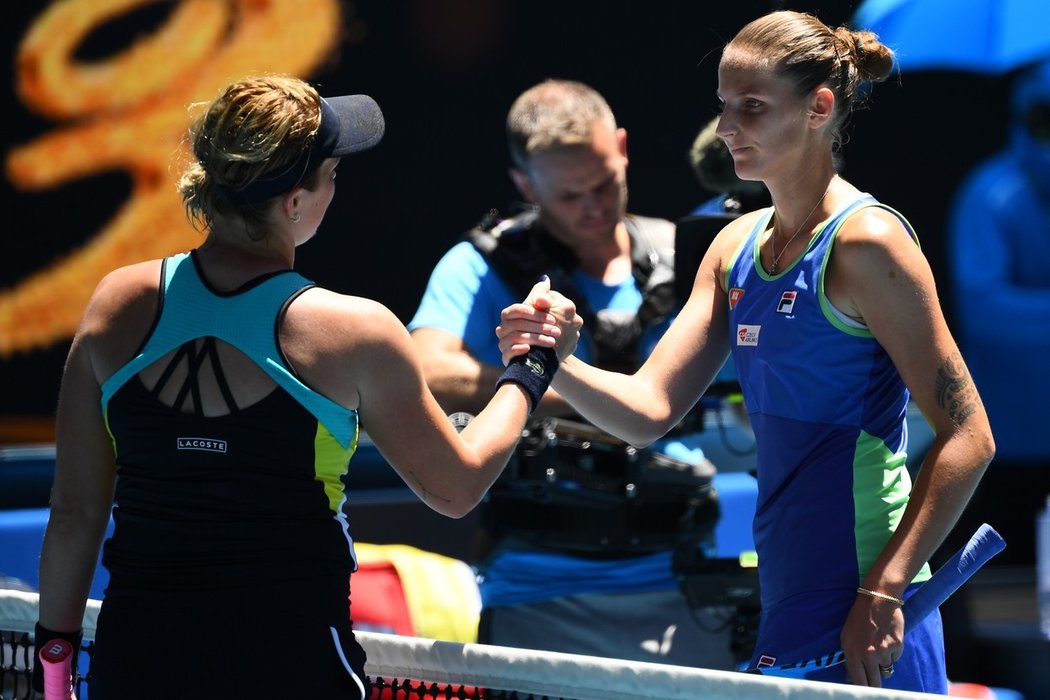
<box><xmin>496</xmin><ymin>277</ymin><xmax>581</xmax><ymax>366</ymax></box>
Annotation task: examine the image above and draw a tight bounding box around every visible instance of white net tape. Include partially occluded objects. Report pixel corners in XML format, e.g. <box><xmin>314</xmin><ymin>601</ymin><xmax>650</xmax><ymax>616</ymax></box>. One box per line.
<box><xmin>1</xmin><ymin>590</ymin><xmax>939</xmax><ymax>700</ymax></box>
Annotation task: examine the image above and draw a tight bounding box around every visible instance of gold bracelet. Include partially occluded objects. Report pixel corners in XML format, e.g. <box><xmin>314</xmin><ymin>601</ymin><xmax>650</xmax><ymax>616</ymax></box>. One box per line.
<box><xmin>857</xmin><ymin>587</ymin><xmax>905</xmax><ymax>606</ymax></box>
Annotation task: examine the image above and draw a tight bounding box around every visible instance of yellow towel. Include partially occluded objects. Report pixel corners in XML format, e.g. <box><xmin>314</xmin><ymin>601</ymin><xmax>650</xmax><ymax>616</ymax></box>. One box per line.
<box><xmin>353</xmin><ymin>543</ymin><xmax>480</xmax><ymax>643</ymax></box>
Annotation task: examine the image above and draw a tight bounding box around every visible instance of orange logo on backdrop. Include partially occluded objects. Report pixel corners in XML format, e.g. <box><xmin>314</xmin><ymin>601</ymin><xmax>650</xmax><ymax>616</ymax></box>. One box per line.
<box><xmin>1</xmin><ymin>0</ymin><xmax>344</xmax><ymax>357</ymax></box>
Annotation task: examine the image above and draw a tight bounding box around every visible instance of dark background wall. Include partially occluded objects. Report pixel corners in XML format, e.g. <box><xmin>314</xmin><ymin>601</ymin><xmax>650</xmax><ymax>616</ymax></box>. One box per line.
<box><xmin>0</xmin><ymin>0</ymin><xmax>1016</xmax><ymax>436</ymax></box>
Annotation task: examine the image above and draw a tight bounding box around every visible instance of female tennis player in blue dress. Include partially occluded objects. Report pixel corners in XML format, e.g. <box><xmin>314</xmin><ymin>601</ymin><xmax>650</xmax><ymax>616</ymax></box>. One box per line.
<box><xmin>499</xmin><ymin>10</ymin><xmax>994</xmax><ymax>693</ymax></box>
<box><xmin>32</xmin><ymin>75</ymin><xmax>579</xmax><ymax>699</ymax></box>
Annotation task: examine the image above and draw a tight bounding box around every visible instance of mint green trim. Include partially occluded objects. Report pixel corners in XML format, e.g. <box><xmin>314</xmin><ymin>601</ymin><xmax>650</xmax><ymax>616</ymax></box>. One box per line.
<box><xmin>852</xmin><ymin>429</ymin><xmax>932</xmax><ymax>585</ymax></box>
<box><xmin>723</xmin><ymin>218</ymin><xmax>758</xmax><ymax>296</ymax></box>
<box><xmin>817</xmin><ymin>201</ymin><xmax>921</xmax><ymax>338</ymax></box>
<box><xmin>746</xmin><ymin>209</ymin><xmax>775</xmax><ymax>283</ymax></box>
<box><xmin>753</xmin><ymin>210</ymin><xmax>832</xmax><ymax>282</ymax></box>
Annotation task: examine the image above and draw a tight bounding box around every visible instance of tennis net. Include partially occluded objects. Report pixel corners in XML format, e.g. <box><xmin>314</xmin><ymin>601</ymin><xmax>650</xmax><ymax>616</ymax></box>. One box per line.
<box><xmin>2</xmin><ymin>589</ymin><xmax>936</xmax><ymax>699</ymax></box>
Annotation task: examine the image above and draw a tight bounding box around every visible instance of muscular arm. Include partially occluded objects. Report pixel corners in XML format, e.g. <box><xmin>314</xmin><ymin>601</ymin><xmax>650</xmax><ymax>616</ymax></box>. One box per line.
<box><xmin>38</xmin><ymin>263</ymin><xmax>160</xmax><ymax>632</ymax></box>
<box><xmin>829</xmin><ymin>208</ymin><xmax>995</xmax><ymax>685</ymax></box>
<box><xmin>294</xmin><ymin>285</ymin><xmax>576</xmax><ymax>518</ymax></box>
<box><xmin>362</xmin><ymin>323</ymin><xmax>529</xmax><ymax>517</ymax></box>
<box><xmin>39</xmin><ymin>335</ymin><xmax>116</xmax><ymax>633</ymax></box>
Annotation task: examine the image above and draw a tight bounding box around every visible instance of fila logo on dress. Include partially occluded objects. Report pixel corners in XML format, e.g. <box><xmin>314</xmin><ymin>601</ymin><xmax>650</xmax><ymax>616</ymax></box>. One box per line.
<box><xmin>776</xmin><ymin>290</ymin><xmax>797</xmax><ymax>315</ymax></box>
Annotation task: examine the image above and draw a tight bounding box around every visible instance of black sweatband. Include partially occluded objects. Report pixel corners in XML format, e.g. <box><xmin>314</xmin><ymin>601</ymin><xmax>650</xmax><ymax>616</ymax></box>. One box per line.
<box><xmin>32</xmin><ymin>622</ymin><xmax>83</xmax><ymax>693</ymax></box>
<box><xmin>496</xmin><ymin>346</ymin><xmax>559</xmax><ymax>412</ymax></box>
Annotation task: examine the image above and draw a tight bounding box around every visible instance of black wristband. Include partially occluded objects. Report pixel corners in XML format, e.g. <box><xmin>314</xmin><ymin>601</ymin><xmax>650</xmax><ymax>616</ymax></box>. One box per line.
<box><xmin>496</xmin><ymin>346</ymin><xmax>559</xmax><ymax>413</ymax></box>
<box><xmin>32</xmin><ymin>622</ymin><xmax>83</xmax><ymax>693</ymax></box>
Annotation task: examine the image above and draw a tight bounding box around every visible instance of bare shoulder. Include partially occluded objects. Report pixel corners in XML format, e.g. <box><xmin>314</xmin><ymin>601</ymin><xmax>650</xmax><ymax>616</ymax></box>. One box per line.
<box><xmin>835</xmin><ymin>206</ymin><xmax>918</xmax><ymax>257</ymax></box>
<box><xmin>284</xmin><ymin>287</ymin><xmax>406</xmax><ymax>347</ymax></box>
<box><xmin>827</xmin><ymin>203</ymin><xmax>937</xmax><ymax>322</ymax></box>
<box><xmin>831</xmin><ymin>205</ymin><xmax>928</xmax><ymax>282</ymax></box>
<box><xmin>281</xmin><ymin>287</ymin><xmax>411</xmax><ymax>365</ymax></box>
<box><xmin>80</xmin><ymin>260</ymin><xmax>164</xmax><ymax>336</ymax></box>
<box><xmin>721</xmin><ymin>208</ymin><xmax>765</xmax><ymax>240</ymax></box>
<box><xmin>715</xmin><ymin>209</ymin><xmax>763</xmax><ymax>256</ymax></box>
<box><xmin>706</xmin><ymin>209</ymin><xmax>764</xmax><ymax>287</ymax></box>
<box><xmin>89</xmin><ymin>259</ymin><xmax>162</xmax><ymax>304</ymax></box>
<box><xmin>281</xmin><ymin>288</ymin><xmax>416</xmax><ymax>409</ymax></box>
<box><xmin>74</xmin><ymin>259</ymin><xmax>165</xmax><ymax>382</ymax></box>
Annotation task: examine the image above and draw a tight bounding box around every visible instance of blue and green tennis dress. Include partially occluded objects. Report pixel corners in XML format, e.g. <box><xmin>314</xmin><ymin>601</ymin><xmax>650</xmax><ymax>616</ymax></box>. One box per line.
<box><xmin>726</xmin><ymin>195</ymin><xmax>946</xmax><ymax>692</ymax></box>
<box><xmin>89</xmin><ymin>252</ymin><xmax>369</xmax><ymax>699</ymax></box>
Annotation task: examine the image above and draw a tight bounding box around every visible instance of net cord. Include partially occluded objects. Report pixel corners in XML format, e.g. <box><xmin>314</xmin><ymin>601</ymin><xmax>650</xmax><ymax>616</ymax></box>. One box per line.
<box><xmin>1</xmin><ymin>590</ymin><xmax>938</xmax><ymax>700</ymax></box>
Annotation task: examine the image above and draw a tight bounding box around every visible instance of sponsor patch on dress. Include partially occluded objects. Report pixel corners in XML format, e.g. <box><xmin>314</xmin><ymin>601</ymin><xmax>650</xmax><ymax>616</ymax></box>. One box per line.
<box><xmin>736</xmin><ymin>324</ymin><xmax>760</xmax><ymax>346</ymax></box>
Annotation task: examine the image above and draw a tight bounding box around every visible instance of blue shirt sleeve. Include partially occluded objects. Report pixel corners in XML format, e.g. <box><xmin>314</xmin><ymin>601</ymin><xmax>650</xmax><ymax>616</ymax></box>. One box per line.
<box><xmin>407</xmin><ymin>241</ymin><xmax>516</xmax><ymax>367</ymax></box>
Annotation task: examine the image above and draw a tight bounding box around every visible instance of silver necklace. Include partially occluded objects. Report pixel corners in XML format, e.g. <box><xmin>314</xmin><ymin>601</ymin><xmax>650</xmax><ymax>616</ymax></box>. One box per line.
<box><xmin>768</xmin><ymin>182</ymin><xmax>833</xmax><ymax>274</ymax></box>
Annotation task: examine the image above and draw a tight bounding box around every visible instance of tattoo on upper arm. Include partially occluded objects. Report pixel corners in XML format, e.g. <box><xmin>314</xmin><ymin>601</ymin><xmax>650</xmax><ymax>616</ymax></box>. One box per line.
<box><xmin>408</xmin><ymin>470</ymin><xmax>452</xmax><ymax>505</ymax></box>
<box><xmin>935</xmin><ymin>353</ymin><xmax>977</xmax><ymax>425</ymax></box>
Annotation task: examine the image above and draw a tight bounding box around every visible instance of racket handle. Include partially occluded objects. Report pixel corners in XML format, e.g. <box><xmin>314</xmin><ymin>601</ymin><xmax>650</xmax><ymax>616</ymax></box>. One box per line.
<box><xmin>902</xmin><ymin>522</ymin><xmax>1005</xmax><ymax>630</ymax></box>
<box><xmin>39</xmin><ymin>638</ymin><xmax>77</xmax><ymax>700</ymax></box>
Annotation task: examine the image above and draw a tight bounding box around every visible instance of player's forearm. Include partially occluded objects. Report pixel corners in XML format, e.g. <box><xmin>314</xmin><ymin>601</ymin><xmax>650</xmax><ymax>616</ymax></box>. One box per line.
<box><xmin>867</xmin><ymin>431</ymin><xmax>993</xmax><ymax>595</ymax></box>
<box><xmin>38</xmin><ymin>510</ymin><xmax>108</xmax><ymax>631</ymax></box>
<box><xmin>551</xmin><ymin>355</ymin><xmax>674</xmax><ymax>447</ymax></box>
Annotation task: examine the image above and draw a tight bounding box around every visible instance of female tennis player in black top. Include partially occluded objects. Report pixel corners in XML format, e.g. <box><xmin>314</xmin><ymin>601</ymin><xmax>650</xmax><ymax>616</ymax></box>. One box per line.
<box><xmin>33</xmin><ymin>75</ymin><xmax>579</xmax><ymax>699</ymax></box>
